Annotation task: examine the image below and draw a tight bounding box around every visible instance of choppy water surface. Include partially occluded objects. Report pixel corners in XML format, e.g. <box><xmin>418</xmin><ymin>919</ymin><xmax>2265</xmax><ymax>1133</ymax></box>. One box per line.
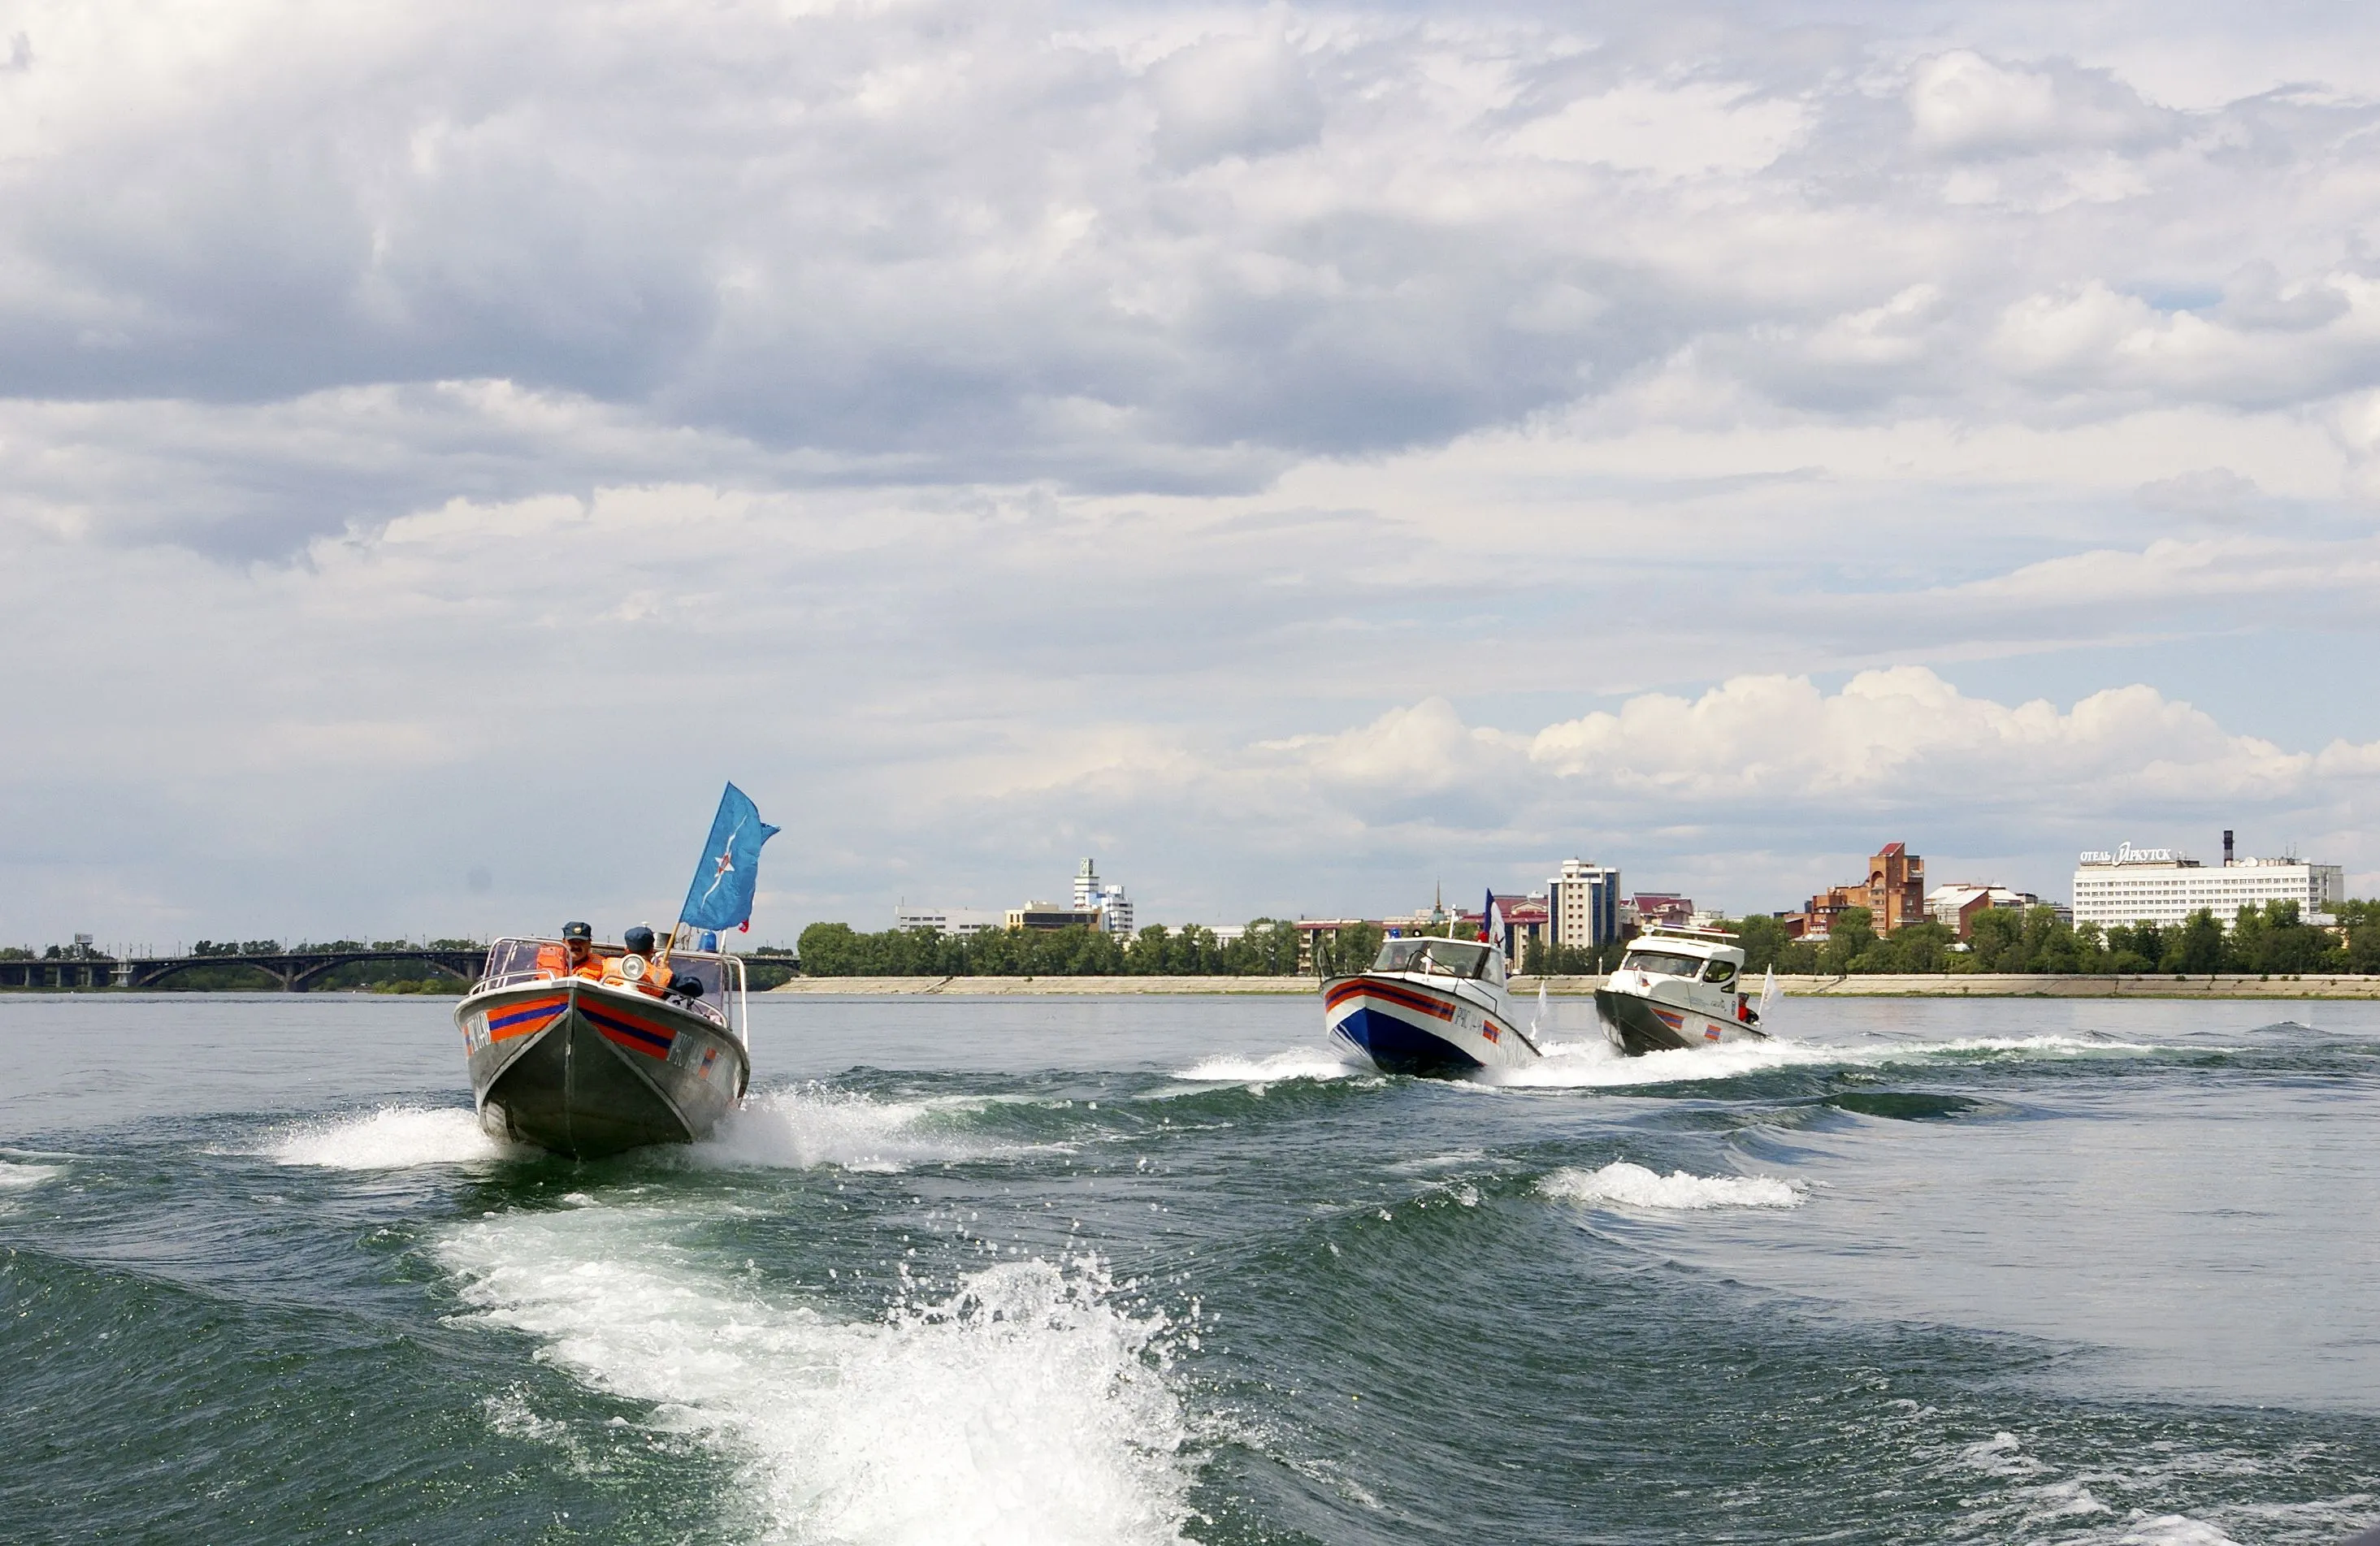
<box><xmin>4</xmin><ymin>992</ymin><xmax>2378</xmax><ymax>1544</ymax></box>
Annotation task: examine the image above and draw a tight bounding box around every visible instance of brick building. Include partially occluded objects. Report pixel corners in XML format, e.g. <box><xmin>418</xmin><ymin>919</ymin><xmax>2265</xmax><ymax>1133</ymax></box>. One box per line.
<box><xmin>1786</xmin><ymin>842</ymin><xmax>1927</xmax><ymax>939</ymax></box>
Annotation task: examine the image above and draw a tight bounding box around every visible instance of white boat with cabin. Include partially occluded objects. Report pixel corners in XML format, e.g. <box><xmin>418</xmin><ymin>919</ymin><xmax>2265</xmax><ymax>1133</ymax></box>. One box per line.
<box><xmin>1593</xmin><ymin>925</ymin><xmax>1769</xmax><ymax>1055</ymax></box>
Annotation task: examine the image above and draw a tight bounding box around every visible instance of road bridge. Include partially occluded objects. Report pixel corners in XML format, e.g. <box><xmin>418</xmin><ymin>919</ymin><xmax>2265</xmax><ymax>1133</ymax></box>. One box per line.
<box><xmin>0</xmin><ymin>948</ymin><xmax>490</xmax><ymax>992</ymax></box>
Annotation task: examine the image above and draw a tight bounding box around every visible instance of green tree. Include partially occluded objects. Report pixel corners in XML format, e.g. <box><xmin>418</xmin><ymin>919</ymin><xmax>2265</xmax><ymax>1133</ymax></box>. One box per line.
<box><xmin>2228</xmin><ymin>899</ymin><xmax>2339</xmax><ymax>975</ymax></box>
<box><xmin>2103</xmin><ymin>920</ymin><xmax>2163</xmax><ymax>974</ymax></box>
<box><xmin>1728</xmin><ymin>916</ymin><xmax>1792</xmax><ymax>973</ymax></box>
<box><xmin>1713</xmin><ymin>917</ymin><xmax>1819</xmax><ymax>975</ymax></box>
<box><xmin>1968</xmin><ymin>907</ymin><xmax>2026</xmax><ymax>972</ymax></box>
<box><xmin>2161</xmin><ymin>909</ymin><xmax>2226</xmax><ymax>974</ymax></box>
<box><xmin>1820</xmin><ymin>907</ymin><xmax>1875</xmax><ymax>974</ymax></box>
<box><xmin>2020</xmin><ymin>906</ymin><xmax>2080</xmax><ymax>973</ymax></box>
<box><xmin>2340</xmin><ymin>900</ymin><xmax>2380</xmax><ymax>974</ymax></box>
<box><xmin>796</xmin><ymin>922</ymin><xmax>862</xmax><ymax>975</ymax></box>
<box><xmin>1518</xmin><ymin>940</ymin><xmax>1613</xmax><ymax>976</ymax></box>
<box><xmin>1220</xmin><ymin>920</ymin><xmax>1300</xmax><ymax>975</ymax></box>
<box><xmin>1862</xmin><ymin>920</ymin><xmax>1956</xmax><ymax>972</ymax></box>
<box><xmin>1320</xmin><ymin>923</ymin><xmax>1385</xmax><ymax>977</ymax></box>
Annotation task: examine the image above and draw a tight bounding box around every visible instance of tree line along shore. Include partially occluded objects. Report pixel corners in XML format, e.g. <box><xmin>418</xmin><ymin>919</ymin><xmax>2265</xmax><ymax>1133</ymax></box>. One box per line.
<box><xmin>795</xmin><ymin>898</ymin><xmax>2380</xmax><ymax>980</ymax></box>
<box><xmin>11</xmin><ymin>899</ymin><xmax>2374</xmax><ymax>992</ymax></box>
<box><xmin>769</xmin><ymin>974</ymin><xmax>2380</xmax><ymax>998</ymax></box>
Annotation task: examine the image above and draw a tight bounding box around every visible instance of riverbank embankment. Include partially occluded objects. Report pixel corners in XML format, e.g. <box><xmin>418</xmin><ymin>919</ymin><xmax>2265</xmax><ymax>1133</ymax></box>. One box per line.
<box><xmin>772</xmin><ymin>972</ymin><xmax>2380</xmax><ymax>998</ymax></box>
<box><xmin>769</xmin><ymin>975</ymin><xmax>1318</xmax><ymax>995</ymax></box>
<box><xmin>1760</xmin><ymin>972</ymin><xmax>2380</xmax><ymax>998</ymax></box>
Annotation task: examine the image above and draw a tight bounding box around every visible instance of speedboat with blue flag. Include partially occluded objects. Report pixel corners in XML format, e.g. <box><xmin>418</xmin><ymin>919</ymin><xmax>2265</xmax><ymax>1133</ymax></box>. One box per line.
<box><xmin>456</xmin><ymin>783</ymin><xmax>781</xmax><ymax>1158</ymax></box>
<box><xmin>460</xmin><ymin>937</ymin><xmax>753</xmax><ymax>1157</ymax></box>
<box><xmin>1593</xmin><ymin>924</ymin><xmax>1770</xmax><ymax>1055</ymax></box>
<box><xmin>1324</xmin><ymin>936</ymin><xmax>1541</xmax><ymax>1077</ymax></box>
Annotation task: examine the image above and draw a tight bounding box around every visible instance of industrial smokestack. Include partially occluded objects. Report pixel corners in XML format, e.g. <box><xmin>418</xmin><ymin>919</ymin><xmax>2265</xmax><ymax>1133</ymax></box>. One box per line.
<box><xmin>2223</xmin><ymin>829</ymin><xmax>2235</xmax><ymax>866</ymax></box>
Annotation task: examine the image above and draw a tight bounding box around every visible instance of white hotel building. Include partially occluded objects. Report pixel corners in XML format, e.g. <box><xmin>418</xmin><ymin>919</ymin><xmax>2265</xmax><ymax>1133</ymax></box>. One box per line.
<box><xmin>2071</xmin><ymin>842</ymin><xmax>2344</xmax><ymax>930</ymax></box>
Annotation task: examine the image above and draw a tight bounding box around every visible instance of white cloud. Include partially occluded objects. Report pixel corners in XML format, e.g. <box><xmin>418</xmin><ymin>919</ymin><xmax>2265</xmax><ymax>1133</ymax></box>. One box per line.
<box><xmin>2</xmin><ymin>6</ymin><xmax>2377</xmax><ymax>539</ymax></box>
<box><xmin>1519</xmin><ymin>669</ymin><xmax>2313</xmax><ymax>803</ymax></box>
<box><xmin>7</xmin><ymin>3</ymin><xmax>2380</xmax><ymax>938</ymax></box>
<box><xmin>1906</xmin><ymin>50</ymin><xmax>2169</xmax><ymax>158</ymax></box>
<box><xmin>1146</xmin><ymin>32</ymin><xmax>1323</xmax><ymax>167</ymax></box>
<box><xmin>1505</xmin><ymin>79</ymin><xmax>1807</xmax><ymax>178</ymax></box>
<box><xmin>1239</xmin><ymin>669</ymin><xmax>2380</xmax><ymax>902</ymax></box>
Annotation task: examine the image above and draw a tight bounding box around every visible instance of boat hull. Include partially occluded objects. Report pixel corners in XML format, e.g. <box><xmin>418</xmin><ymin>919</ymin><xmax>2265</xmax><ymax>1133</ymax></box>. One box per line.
<box><xmin>456</xmin><ymin>980</ymin><xmax>749</xmax><ymax>1158</ymax></box>
<box><xmin>1324</xmin><ymin>973</ymin><xmax>1537</xmax><ymax>1077</ymax></box>
<box><xmin>1594</xmin><ymin>985</ymin><xmax>1767</xmax><ymax>1057</ymax></box>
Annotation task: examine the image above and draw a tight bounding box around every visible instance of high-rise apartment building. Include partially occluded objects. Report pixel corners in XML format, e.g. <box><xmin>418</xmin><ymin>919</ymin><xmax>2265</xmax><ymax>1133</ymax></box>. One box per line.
<box><xmin>1547</xmin><ymin>859</ymin><xmax>1622</xmax><ymax>947</ymax></box>
<box><xmin>1073</xmin><ymin>858</ymin><xmax>1135</xmax><ymax>936</ymax></box>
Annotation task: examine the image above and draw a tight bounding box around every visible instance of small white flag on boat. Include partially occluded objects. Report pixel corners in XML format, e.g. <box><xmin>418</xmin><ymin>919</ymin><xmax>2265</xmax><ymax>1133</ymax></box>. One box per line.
<box><xmin>1759</xmin><ymin>965</ymin><xmax>1780</xmax><ymax>1019</ymax></box>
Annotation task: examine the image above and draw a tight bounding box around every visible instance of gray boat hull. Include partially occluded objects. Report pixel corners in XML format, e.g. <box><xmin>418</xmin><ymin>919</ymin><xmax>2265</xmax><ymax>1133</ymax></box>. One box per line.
<box><xmin>457</xmin><ymin>979</ymin><xmax>748</xmax><ymax>1158</ymax></box>
<box><xmin>1594</xmin><ymin>985</ymin><xmax>1768</xmax><ymax>1057</ymax></box>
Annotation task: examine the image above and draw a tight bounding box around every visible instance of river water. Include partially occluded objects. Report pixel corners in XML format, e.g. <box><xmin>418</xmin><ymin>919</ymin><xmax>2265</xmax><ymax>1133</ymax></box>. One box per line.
<box><xmin>3</xmin><ymin>992</ymin><xmax>2378</xmax><ymax>1544</ymax></box>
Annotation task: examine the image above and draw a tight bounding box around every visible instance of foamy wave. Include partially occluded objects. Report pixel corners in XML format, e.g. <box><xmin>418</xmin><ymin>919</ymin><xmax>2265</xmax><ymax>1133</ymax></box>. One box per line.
<box><xmin>1498</xmin><ymin>1029</ymin><xmax>2160</xmax><ymax>1088</ymax></box>
<box><xmin>437</xmin><ymin>1207</ymin><xmax>1190</xmax><ymax>1545</ymax></box>
<box><xmin>1957</xmin><ymin>1431</ymin><xmax>2051</xmax><ymax>1479</ymax></box>
<box><xmin>1173</xmin><ymin>1049</ymin><xmax>1364</xmax><ymax>1085</ymax></box>
<box><xmin>695</xmin><ymin>1085</ymin><xmax>999</xmax><ymax>1173</ymax></box>
<box><xmin>0</xmin><ymin>1159</ymin><xmax>63</xmax><ymax>1190</ymax></box>
<box><xmin>1955</xmin><ymin>1434</ymin><xmax>2262</xmax><ymax>1545</ymax></box>
<box><xmin>270</xmin><ymin>1106</ymin><xmax>522</xmax><ymax>1168</ymax></box>
<box><xmin>1910</xmin><ymin>1034</ymin><xmax>2157</xmax><ymax>1059</ymax></box>
<box><xmin>2085</xmin><ymin>1519</ymin><xmax>2243</xmax><ymax>1546</ymax></box>
<box><xmin>1497</xmin><ymin>1034</ymin><xmax>1841</xmax><ymax>1088</ymax></box>
<box><xmin>1540</xmin><ymin>1161</ymin><xmax>1805</xmax><ymax>1210</ymax></box>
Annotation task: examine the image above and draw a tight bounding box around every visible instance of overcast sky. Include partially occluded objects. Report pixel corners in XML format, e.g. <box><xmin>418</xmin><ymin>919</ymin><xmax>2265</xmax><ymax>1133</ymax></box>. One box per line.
<box><xmin>7</xmin><ymin>0</ymin><xmax>2380</xmax><ymax>949</ymax></box>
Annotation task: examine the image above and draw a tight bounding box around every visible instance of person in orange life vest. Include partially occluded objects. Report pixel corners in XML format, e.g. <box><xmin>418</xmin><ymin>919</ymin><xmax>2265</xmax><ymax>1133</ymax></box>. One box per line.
<box><xmin>602</xmin><ymin>924</ymin><xmax>670</xmax><ymax>996</ymax></box>
<box><xmin>535</xmin><ymin>921</ymin><xmax>608</xmax><ymax>981</ymax></box>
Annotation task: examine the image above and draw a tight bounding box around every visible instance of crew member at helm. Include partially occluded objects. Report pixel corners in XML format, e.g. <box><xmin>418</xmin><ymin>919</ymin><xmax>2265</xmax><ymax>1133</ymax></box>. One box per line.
<box><xmin>536</xmin><ymin>921</ymin><xmax>607</xmax><ymax>981</ymax></box>
<box><xmin>604</xmin><ymin>923</ymin><xmax>670</xmax><ymax>995</ymax></box>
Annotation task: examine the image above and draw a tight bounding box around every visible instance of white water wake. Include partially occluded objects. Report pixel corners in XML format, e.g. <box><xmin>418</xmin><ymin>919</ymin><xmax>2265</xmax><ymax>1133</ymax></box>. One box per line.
<box><xmin>0</xmin><ymin>1158</ymin><xmax>64</xmax><ymax>1192</ymax></box>
<box><xmin>1172</xmin><ymin>1049</ymin><xmax>1367</xmax><ymax>1086</ymax></box>
<box><xmin>1497</xmin><ymin>1029</ymin><xmax>2161</xmax><ymax>1088</ymax></box>
<box><xmin>1495</xmin><ymin>1033</ymin><xmax>1844</xmax><ymax>1087</ymax></box>
<box><xmin>436</xmin><ymin>1205</ymin><xmax>1192</xmax><ymax>1546</ymax></box>
<box><xmin>268</xmin><ymin>1106</ymin><xmax>522</xmax><ymax>1167</ymax></box>
<box><xmin>1541</xmin><ymin>1161</ymin><xmax>1806</xmax><ymax>1210</ymax></box>
<box><xmin>1949</xmin><ymin>1431</ymin><xmax>2272</xmax><ymax>1545</ymax></box>
<box><xmin>695</xmin><ymin>1085</ymin><xmax>1015</xmax><ymax>1173</ymax></box>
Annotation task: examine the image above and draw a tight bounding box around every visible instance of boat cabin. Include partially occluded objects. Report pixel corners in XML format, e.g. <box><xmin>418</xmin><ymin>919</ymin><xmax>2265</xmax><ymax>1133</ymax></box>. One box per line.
<box><xmin>1372</xmin><ymin>936</ymin><xmax>1507</xmax><ymax>988</ymax></box>
<box><xmin>1615</xmin><ymin>926</ymin><xmax>1746</xmax><ymax>993</ymax></box>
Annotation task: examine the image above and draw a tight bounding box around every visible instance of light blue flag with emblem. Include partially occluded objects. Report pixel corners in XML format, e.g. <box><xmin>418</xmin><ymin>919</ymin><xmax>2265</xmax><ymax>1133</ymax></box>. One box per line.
<box><xmin>679</xmin><ymin>783</ymin><xmax>780</xmax><ymax>933</ymax></box>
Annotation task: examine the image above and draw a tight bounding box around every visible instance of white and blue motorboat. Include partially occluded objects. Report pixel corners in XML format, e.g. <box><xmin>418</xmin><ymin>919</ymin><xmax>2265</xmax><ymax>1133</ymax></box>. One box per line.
<box><xmin>1324</xmin><ymin>937</ymin><xmax>1541</xmax><ymax>1077</ymax></box>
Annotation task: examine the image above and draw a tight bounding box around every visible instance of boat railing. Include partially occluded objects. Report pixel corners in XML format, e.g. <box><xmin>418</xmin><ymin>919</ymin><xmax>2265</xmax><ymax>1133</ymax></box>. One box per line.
<box><xmin>1638</xmin><ymin>922</ymin><xmax>1741</xmax><ymax>942</ymax></box>
<box><xmin>472</xmin><ymin>937</ymin><xmax>739</xmax><ymax>1037</ymax></box>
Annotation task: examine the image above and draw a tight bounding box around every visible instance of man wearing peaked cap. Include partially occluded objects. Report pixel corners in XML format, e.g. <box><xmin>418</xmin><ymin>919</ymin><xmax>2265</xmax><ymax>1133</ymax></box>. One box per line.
<box><xmin>536</xmin><ymin>921</ymin><xmax>605</xmax><ymax>981</ymax></box>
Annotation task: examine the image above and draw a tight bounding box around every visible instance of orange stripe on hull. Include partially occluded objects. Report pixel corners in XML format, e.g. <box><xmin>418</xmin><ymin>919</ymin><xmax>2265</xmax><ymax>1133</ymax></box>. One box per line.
<box><xmin>1326</xmin><ymin>981</ymin><xmax>1456</xmax><ymax>1022</ymax></box>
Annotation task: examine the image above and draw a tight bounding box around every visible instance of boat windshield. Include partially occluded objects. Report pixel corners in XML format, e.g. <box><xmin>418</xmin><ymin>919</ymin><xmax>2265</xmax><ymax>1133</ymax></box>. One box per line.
<box><xmin>475</xmin><ymin>936</ymin><xmax>745</xmax><ymax>1037</ymax></box>
<box><xmin>1372</xmin><ymin>938</ymin><xmax>1497</xmax><ymax>981</ymax></box>
<box><xmin>1619</xmin><ymin>949</ymin><xmax>1706</xmax><ymax>979</ymax></box>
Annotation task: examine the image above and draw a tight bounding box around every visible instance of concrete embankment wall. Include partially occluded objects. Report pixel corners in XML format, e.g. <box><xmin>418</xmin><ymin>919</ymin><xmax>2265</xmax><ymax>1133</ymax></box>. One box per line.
<box><xmin>773</xmin><ymin>972</ymin><xmax>2380</xmax><ymax>998</ymax></box>
<box><xmin>1758</xmin><ymin>973</ymin><xmax>2380</xmax><ymax>998</ymax></box>
<box><xmin>769</xmin><ymin>975</ymin><xmax>1320</xmax><ymax>995</ymax></box>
